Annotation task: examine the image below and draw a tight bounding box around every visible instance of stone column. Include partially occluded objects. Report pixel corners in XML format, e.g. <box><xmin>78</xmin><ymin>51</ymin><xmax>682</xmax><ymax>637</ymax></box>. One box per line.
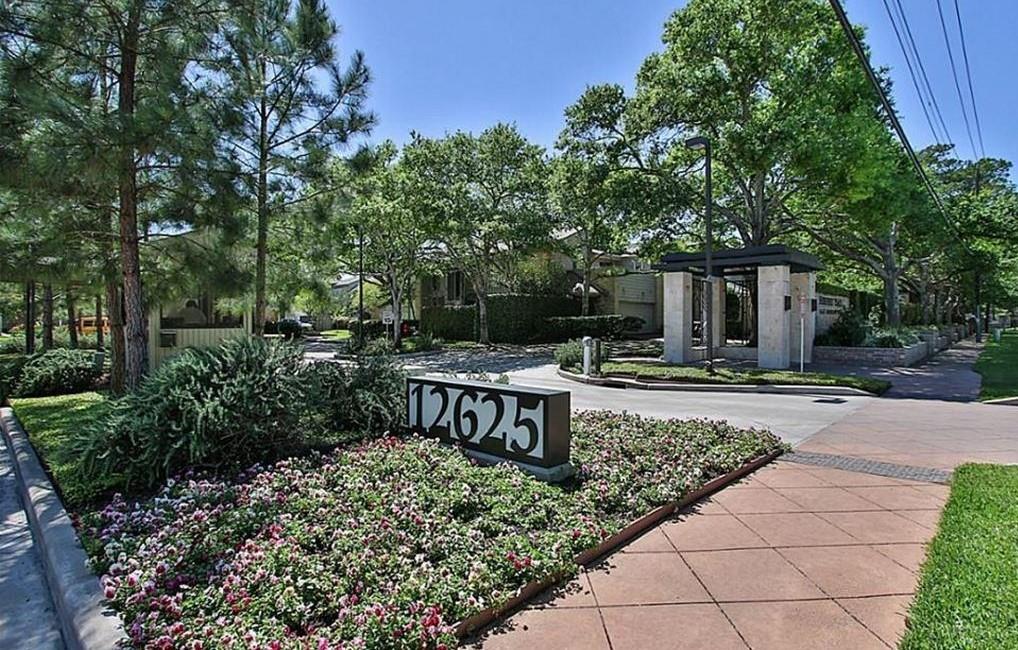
<box><xmin>710</xmin><ymin>277</ymin><xmax>726</xmax><ymax>351</ymax></box>
<box><xmin>757</xmin><ymin>265</ymin><xmax>790</xmax><ymax>369</ymax></box>
<box><xmin>663</xmin><ymin>272</ymin><xmax>693</xmax><ymax>363</ymax></box>
<box><xmin>789</xmin><ymin>271</ymin><xmax>816</xmax><ymax>365</ymax></box>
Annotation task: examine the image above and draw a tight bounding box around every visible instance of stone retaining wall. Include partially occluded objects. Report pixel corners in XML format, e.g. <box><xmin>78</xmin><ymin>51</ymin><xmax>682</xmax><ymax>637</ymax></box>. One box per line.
<box><xmin>813</xmin><ymin>341</ymin><xmax>928</xmax><ymax>367</ymax></box>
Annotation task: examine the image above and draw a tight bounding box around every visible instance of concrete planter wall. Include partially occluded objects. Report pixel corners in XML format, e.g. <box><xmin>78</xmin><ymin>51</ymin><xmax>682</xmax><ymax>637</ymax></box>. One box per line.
<box><xmin>813</xmin><ymin>341</ymin><xmax>928</xmax><ymax>367</ymax></box>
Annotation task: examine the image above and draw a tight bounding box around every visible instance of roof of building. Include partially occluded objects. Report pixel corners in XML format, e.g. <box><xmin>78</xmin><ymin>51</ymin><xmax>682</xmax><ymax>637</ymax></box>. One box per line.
<box><xmin>654</xmin><ymin>245</ymin><xmax>824</xmax><ymax>275</ymax></box>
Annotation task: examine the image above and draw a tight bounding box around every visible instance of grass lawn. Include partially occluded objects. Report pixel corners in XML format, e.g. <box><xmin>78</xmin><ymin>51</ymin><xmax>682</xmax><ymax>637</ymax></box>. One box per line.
<box><xmin>901</xmin><ymin>464</ymin><xmax>1018</xmax><ymax>649</ymax></box>
<box><xmin>320</xmin><ymin>328</ymin><xmax>352</xmax><ymax>341</ymax></box>
<box><xmin>596</xmin><ymin>360</ymin><xmax>890</xmax><ymax>395</ymax></box>
<box><xmin>10</xmin><ymin>391</ymin><xmax>116</xmax><ymax>508</ymax></box>
<box><xmin>974</xmin><ymin>328</ymin><xmax>1018</xmax><ymax>400</ymax></box>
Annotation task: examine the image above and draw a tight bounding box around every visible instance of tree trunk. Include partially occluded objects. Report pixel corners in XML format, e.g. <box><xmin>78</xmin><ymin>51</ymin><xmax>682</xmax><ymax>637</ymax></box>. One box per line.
<box><xmin>42</xmin><ymin>284</ymin><xmax>54</xmax><ymax>349</ymax></box>
<box><xmin>95</xmin><ymin>294</ymin><xmax>104</xmax><ymax>348</ymax></box>
<box><xmin>66</xmin><ymin>287</ymin><xmax>78</xmax><ymax>348</ymax></box>
<box><xmin>883</xmin><ymin>277</ymin><xmax>901</xmax><ymax>328</ymax></box>
<box><xmin>391</xmin><ymin>286</ymin><xmax>403</xmax><ymax>349</ymax></box>
<box><xmin>106</xmin><ymin>279</ymin><xmax>126</xmax><ymax>395</ymax></box>
<box><xmin>581</xmin><ymin>248</ymin><xmax>592</xmax><ymax>317</ymax></box>
<box><xmin>253</xmin><ymin>61</ymin><xmax>270</xmax><ymax>337</ymax></box>
<box><xmin>476</xmin><ymin>292</ymin><xmax>490</xmax><ymax>344</ymax></box>
<box><xmin>117</xmin><ymin>6</ymin><xmax>148</xmax><ymax>388</ymax></box>
<box><xmin>24</xmin><ymin>281</ymin><xmax>36</xmax><ymax>355</ymax></box>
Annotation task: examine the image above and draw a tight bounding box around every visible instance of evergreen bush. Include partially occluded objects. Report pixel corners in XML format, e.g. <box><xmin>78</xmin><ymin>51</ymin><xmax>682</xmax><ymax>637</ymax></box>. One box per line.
<box><xmin>74</xmin><ymin>338</ymin><xmax>309</xmax><ymax>488</ymax></box>
<box><xmin>13</xmin><ymin>349</ymin><xmax>101</xmax><ymax>397</ymax></box>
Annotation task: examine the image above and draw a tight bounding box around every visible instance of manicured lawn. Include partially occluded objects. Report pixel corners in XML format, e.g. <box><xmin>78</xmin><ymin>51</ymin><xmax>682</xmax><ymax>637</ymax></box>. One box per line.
<box><xmin>595</xmin><ymin>360</ymin><xmax>890</xmax><ymax>395</ymax></box>
<box><xmin>80</xmin><ymin>411</ymin><xmax>783</xmax><ymax>649</ymax></box>
<box><xmin>320</xmin><ymin>328</ymin><xmax>352</xmax><ymax>340</ymax></box>
<box><xmin>974</xmin><ymin>328</ymin><xmax>1018</xmax><ymax>400</ymax></box>
<box><xmin>901</xmin><ymin>464</ymin><xmax>1018</xmax><ymax>649</ymax></box>
<box><xmin>10</xmin><ymin>391</ymin><xmax>116</xmax><ymax>508</ymax></box>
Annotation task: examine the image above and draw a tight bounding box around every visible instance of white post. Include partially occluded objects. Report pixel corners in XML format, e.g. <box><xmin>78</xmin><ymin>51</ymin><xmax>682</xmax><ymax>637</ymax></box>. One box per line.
<box><xmin>582</xmin><ymin>336</ymin><xmax>592</xmax><ymax>376</ymax></box>
<box><xmin>800</xmin><ymin>315</ymin><xmax>805</xmax><ymax>373</ymax></box>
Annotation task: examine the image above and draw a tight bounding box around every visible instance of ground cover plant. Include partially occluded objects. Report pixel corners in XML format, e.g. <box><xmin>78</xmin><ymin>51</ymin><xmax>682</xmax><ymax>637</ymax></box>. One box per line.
<box><xmin>974</xmin><ymin>328</ymin><xmax>1018</xmax><ymax>400</ymax></box>
<box><xmin>589</xmin><ymin>360</ymin><xmax>890</xmax><ymax>394</ymax></box>
<box><xmin>81</xmin><ymin>411</ymin><xmax>783</xmax><ymax>649</ymax></box>
<box><xmin>901</xmin><ymin>464</ymin><xmax>1018</xmax><ymax>649</ymax></box>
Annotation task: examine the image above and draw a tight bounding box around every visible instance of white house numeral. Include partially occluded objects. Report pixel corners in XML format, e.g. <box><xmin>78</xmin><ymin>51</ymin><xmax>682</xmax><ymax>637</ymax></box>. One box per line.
<box><xmin>408</xmin><ymin>380</ymin><xmax>545</xmax><ymax>460</ymax></box>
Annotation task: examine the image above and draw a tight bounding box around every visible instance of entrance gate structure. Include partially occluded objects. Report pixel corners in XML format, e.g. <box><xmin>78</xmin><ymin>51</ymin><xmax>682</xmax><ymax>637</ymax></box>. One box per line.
<box><xmin>654</xmin><ymin>245</ymin><xmax>823</xmax><ymax>370</ymax></box>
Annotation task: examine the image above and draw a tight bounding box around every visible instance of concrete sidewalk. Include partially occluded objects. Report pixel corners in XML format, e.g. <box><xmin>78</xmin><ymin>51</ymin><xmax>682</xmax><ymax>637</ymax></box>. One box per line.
<box><xmin>0</xmin><ymin>433</ymin><xmax>64</xmax><ymax>649</ymax></box>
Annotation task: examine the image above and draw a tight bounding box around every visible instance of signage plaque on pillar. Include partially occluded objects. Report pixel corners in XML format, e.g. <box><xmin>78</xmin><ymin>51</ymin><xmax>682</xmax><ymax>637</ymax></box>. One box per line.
<box><xmin>406</xmin><ymin>376</ymin><xmax>574</xmax><ymax>481</ymax></box>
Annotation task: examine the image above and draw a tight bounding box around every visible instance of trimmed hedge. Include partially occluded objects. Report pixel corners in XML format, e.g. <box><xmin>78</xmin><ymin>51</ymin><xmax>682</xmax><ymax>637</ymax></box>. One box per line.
<box><xmin>543</xmin><ymin>314</ymin><xmax>630</xmax><ymax>341</ymax></box>
<box><xmin>421</xmin><ymin>304</ymin><xmax>476</xmax><ymax>341</ymax></box>
<box><xmin>422</xmin><ymin>294</ymin><xmax>583</xmax><ymax>343</ymax></box>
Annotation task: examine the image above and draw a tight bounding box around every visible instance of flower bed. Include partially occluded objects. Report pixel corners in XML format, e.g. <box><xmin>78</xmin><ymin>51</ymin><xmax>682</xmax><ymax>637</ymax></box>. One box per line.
<box><xmin>81</xmin><ymin>411</ymin><xmax>783</xmax><ymax>649</ymax></box>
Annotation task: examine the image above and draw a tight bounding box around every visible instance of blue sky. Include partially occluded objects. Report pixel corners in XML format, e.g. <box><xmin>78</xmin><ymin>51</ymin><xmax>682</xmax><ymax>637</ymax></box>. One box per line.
<box><xmin>330</xmin><ymin>1</ymin><xmax>1016</xmax><ymax>170</ymax></box>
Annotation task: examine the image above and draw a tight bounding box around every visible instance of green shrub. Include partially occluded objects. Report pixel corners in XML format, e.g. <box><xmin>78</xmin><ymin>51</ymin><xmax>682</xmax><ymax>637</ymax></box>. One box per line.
<box><xmin>554</xmin><ymin>339</ymin><xmax>583</xmax><ymax>368</ymax></box>
<box><xmin>867</xmin><ymin>327</ymin><xmax>921</xmax><ymax>348</ymax></box>
<box><xmin>543</xmin><ymin>314</ymin><xmax>628</xmax><ymax>341</ymax></box>
<box><xmin>814</xmin><ymin>310</ymin><xmax>869</xmax><ymax>347</ymax></box>
<box><xmin>421</xmin><ymin>304</ymin><xmax>476</xmax><ymax>341</ymax></box>
<box><xmin>0</xmin><ymin>353</ymin><xmax>29</xmax><ymax>401</ymax></box>
<box><xmin>303</xmin><ymin>353</ymin><xmax>406</xmax><ymax>440</ymax></box>
<box><xmin>350</xmin><ymin>318</ymin><xmax>386</xmax><ymax>341</ymax></box>
<box><xmin>74</xmin><ymin>338</ymin><xmax>309</xmax><ymax>488</ymax></box>
<box><xmin>277</xmin><ymin>318</ymin><xmax>303</xmax><ymax>340</ymax></box>
<box><xmin>13</xmin><ymin>349</ymin><xmax>101</xmax><ymax>397</ymax></box>
<box><xmin>486</xmin><ymin>294</ymin><xmax>580</xmax><ymax>343</ymax></box>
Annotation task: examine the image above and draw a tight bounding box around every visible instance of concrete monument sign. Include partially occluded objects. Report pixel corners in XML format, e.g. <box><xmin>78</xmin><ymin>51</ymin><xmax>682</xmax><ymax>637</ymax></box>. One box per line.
<box><xmin>406</xmin><ymin>376</ymin><xmax>574</xmax><ymax>481</ymax></box>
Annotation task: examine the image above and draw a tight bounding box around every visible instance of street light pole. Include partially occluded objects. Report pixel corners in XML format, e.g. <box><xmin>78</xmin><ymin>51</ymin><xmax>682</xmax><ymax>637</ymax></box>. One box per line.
<box><xmin>686</xmin><ymin>136</ymin><xmax>714</xmax><ymax>373</ymax></box>
<box><xmin>358</xmin><ymin>225</ymin><xmax>365</xmax><ymax>349</ymax></box>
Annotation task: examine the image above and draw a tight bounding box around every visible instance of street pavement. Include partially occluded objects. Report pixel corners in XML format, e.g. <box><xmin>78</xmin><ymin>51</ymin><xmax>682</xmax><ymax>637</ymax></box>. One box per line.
<box><xmin>409</xmin><ymin>347</ymin><xmax>872</xmax><ymax>445</ymax></box>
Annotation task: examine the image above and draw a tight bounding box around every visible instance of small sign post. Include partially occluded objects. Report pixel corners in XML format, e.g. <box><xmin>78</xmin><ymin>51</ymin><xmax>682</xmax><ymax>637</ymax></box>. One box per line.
<box><xmin>798</xmin><ymin>294</ymin><xmax>807</xmax><ymax>373</ymax></box>
<box><xmin>407</xmin><ymin>376</ymin><xmax>574</xmax><ymax>481</ymax></box>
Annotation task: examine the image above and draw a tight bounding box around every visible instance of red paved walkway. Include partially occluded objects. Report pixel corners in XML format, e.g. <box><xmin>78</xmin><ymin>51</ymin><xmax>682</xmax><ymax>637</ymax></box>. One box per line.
<box><xmin>470</xmin><ymin>341</ymin><xmax>1018</xmax><ymax>649</ymax></box>
<box><xmin>470</xmin><ymin>462</ymin><xmax>944</xmax><ymax>649</ymax></box>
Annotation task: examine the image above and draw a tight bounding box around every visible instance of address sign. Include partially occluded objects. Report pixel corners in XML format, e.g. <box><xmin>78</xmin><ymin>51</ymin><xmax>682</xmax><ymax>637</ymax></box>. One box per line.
<box><xmin>406</xmin><ymin>376</ymin><xmax>571</xmax><ymax>469</ymax></box>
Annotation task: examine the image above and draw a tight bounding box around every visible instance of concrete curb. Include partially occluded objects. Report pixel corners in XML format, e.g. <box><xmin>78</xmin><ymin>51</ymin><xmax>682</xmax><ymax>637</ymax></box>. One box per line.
<box><xmin>982</xmin><ymin>396</ymin><xmax>1018</xmax><ymax>406</ymax></box>
<box><xmin>0</xmin><ymin>407</ymin><xmax>127</xmax><ymax>650</ymax></box>
<box><xmin>555</xmin><ymin>367</ymin><xmax>877</xmax><ymax>397</ymax></box>
<box><xmin>455</xmin><ymin>449</ymin><xmax>783</xmax><ymax>639</ymax></box>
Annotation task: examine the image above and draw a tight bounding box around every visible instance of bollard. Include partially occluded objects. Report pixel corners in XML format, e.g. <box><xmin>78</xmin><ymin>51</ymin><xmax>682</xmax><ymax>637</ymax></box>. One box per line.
<box><xmin>582</xmin><ymin>336</ymin><xmax>593</xmax><ymax>376</ymax></box>
<box><xmin>592</xmin><ymin>338</ymin><xmax>603</xmax><ymax>376</ymax></box>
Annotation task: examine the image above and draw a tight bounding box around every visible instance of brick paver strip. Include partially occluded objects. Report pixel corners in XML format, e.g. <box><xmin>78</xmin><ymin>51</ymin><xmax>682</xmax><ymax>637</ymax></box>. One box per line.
<box><xmin>782</xmin><ymin>451</ymin><xmax>952</xmax><ymax>484</ymax></box>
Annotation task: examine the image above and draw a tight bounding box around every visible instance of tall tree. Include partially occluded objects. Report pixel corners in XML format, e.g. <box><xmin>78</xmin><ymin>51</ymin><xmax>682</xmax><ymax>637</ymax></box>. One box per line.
<box><xmin>328</xmin><ymin>142</ymin><xmax>437</xmax><ymax>348</ymax></box>
<box><xmin>629</xmin><ymin>0</ymin><xmax>876</xmax><ymax>248</ymax></box>
<box><xmin>402</xmin><ymin>124</ymin><xmax>550</xmax><ymax>344</ymax></box>
<box><xmin>2</xmin><ymin>0</ymin><xmax>229</xmax><ymax>388</ymax></box>
<box><xmin>216</xmin><ymin>0</ymin><xmax>374</xmax><ymax>336</ymax></box>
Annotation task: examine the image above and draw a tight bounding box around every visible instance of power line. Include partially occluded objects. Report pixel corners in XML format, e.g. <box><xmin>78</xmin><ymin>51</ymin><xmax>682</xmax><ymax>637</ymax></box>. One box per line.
<box><xmin>881</xmin><ymin>0</ymin><xmax>942</xmax><ymax>144</ymax></box>
<box><xmin>935</xmin><ymin>0</ymin><xmax>978</xmax><ymax>159</ymax></box>
<box><xmin>952</xmin><ymin>0</ymin><xmax>985</xmax><ymax>157</ymax></box>
<box><xmin>826</xmin><ymin>0</ymin><xmax>971</xmax><ymax>255</ymax></box>
<box><xmin>892</xmin><ymin>0</ymin><xmax>953</xmax><ymax>147</ymax></box>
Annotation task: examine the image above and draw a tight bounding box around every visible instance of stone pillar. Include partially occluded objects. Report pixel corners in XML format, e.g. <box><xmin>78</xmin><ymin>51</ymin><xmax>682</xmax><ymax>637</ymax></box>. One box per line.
<box><xmin>757</xmin><ymin>265</ymin><xmax>790</xmax><ymax>369</ymax></box>
<box><xmin>789</xmin><ymin>272</ymin><xmax>816</xmax><ymax>365</ymax></box>
<box><xmin>663</xmin><ymin>272</ymin><xmax>693</xmax><ymax>363</ymax></box>
<box><xmin>710</xmin><ymin>277</ymin><xmax>726</xmax><ymax>350</ymax></box>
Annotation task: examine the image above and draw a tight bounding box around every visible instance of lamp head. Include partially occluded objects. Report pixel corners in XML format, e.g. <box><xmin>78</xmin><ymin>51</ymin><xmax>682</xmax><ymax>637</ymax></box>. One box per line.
<box><xmin>684</xmin><ymin>136</ymin><xmax>709</xmax><ymax>150</ymax></box>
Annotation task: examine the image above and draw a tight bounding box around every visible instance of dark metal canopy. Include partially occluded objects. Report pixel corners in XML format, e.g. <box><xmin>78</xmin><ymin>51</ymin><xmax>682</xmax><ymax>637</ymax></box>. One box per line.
<box><xmin>654</xmin><ymin>245</ymin><xmax>824</xmax><ymax>276</ymax></box>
